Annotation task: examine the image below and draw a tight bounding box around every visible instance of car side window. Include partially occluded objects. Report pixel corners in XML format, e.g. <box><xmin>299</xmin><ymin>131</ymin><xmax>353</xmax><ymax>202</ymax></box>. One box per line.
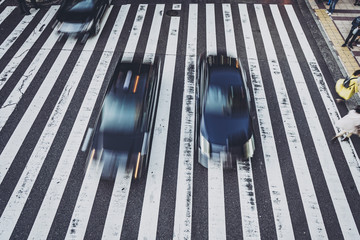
<box><xmin>200</xmin><ymin>62</ymin><xmax>207</xmax><ymax>107</ymax></box>
<box><xmin>141</xmin><ymin>71</ymin><xmax>154</xmax><ymax>132</ymax></box>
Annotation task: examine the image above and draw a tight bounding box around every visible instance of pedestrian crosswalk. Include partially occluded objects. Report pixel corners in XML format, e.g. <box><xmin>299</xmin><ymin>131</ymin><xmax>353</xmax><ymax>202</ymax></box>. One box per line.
<box><xmin>0</xmin><ymin>2</ymin><xmax>359</xmax><ymax>239</ymax></box>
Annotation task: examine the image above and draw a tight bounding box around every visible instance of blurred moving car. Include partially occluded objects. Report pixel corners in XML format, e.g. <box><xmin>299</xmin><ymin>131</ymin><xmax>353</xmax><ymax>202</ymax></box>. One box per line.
<box><xmin>83</xmin><ymin>61</ymin><xmax>161</xmax><ymax>180</ymax></box>
<box><xmin>53</xmin><ymin>0</ymin><xmax>111</xmax><ymax>42</ymax></box>
<box><xmin>196</xmin><ymin>55</ymin><xmax>255</xmax><ymax>168</ymax></box>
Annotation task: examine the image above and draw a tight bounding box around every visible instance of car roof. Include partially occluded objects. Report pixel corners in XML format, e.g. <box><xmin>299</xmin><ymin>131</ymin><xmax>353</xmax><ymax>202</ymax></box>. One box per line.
<box><xmin>100</xmin><ymin>63</ymin><xmax>153</xmax><ymax>134</ymax></box>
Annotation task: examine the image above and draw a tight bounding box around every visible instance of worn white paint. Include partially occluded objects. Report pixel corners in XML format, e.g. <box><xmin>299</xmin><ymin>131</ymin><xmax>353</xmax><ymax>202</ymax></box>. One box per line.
<box><xmin>285</xmin><ymin>4</ymin><xmax>360</xmax><ymax>191</ymax></box>
<box><xmin>172</xmin><ymin>4</ymin><xmax>196</xmax><ymax>240</ymax></box>
<box><xmin>101</xmin><ymin>159</ymin><xmax>132</xmax><ymax>240</ymax></box>
<box><xmin>257</xmin><ymin>4</ymin><xmax>324</xmax><ymax>239</ymax></box>
<box><xmin>0</xmin><ymin>6</ymin><xmax>56</xmax><ymax>92</ymax></box>
<box><xmin>239</xmin><ymin>4</ymin><xmax>294</xmax><ymax>239</ymax></box>
<box><xmin>205</xmin><ymin>5</ymin><xmax>227</xmax><ymax>239</ymax></box>
<box><xmin>222</xmin><ymin>4</ymin><xmax>236</xmax><ymax>58</ymax></box>
<box><xmin>283</xmin><ymin>5</ymin><xmax>360</xmax><ymax>239</ymax></box>
<box><xmin>137</xmin><ymin>5</ymin><xmax>180</xmax><ymax>239</ymax></box>
<box><xmin>206</xmin><ymin>4</ymin><xmax>216</xmax><ymax>56</ymax></box>
<box><xmin>122</xmin><ymin>4</ymin><xmax>147</xmax><ymax>62</ymax></box>
<box><xmin>0</xmin><ymin>6</ymin><xmax>16</xmax><ymax>25</ymax></box>
<box><xmin>0</xmin><ymin>9</ymin><xmax>39</xmax><ymax>59</ymax></box>
<box><xmin>62</xmin><ymin>5</ymin><xmax>152</xmax><ymax>239</ymax></box>
<box><xmin>101</xmin><ymin>5</ymin><xmax>163</xmax><ymax>239</ymax></box>
<box><xmin>224</xmin><ymin>4</ymin><xmax>261</xmax><ymax>239</ymax></box>
<box><xmin>0</xmin><ymin>10</ymin><xmax>60</xmax><ymax>132</ymax></box>
<box><xmin>27</xmin><ymin>5</ymin><xmax>128</xmax><ymax>240</ymax></box>
<box><xmin>0</xmin><ymin>37</ymin><xmax>78</xmax><ymax>184</ymax></box>
<box><xmin>208</xmin><ymin>154</ymin><xmax>226</xmax><ymax>239</ymax></box>
<box><xmin>0</xmin><ymin>7</ymin><xmax>113</xmax><ymax>240</ymax></box>
<box><xmin>65</xmin><ymin>159</ymin><xmax>105</xmax><ymax>240</ymax></box>
<box><xmin>143</xmin><ymin>4</ymin><xmax>164</xmax><ymax>64</ymax></box>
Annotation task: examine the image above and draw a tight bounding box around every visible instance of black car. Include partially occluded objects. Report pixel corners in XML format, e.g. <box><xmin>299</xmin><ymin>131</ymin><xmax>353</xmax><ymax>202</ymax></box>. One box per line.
<box><xmin>83</xmin><ymin>61</ymin><xmax>161</xmax><ymax>180</ymax></box>
<box><xmin>196</xmin><ymin>55</ymin><xmax>255</xmax><ymax>168</ymax></box>
<box><xmin>54</xmin><ymin>0</ymin><xmax>111</xmax><ymax>42</ymax></box>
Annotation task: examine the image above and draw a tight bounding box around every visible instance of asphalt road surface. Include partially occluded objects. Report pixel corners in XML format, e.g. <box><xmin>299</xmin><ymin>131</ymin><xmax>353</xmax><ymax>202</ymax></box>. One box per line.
<box><xmin>0</xmin><ymin>0</ymin><xmax>359</xmax><ymax>239</ymax></box>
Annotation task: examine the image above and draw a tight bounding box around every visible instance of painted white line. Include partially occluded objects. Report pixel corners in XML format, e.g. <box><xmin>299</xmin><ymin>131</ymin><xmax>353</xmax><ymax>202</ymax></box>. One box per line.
<box><xmin>173</xmin><ymin>4</ymin><xmax>196</xmax><ymax>240</ymax></box>
<box><xmin>222</xmin><ymin>4</ymin><xmax>236</xmax><ymax>58</ymax></box>
<box><xmin>236</xmin><ymin>160</ymin><xmax>260</xmax><ymax>239</ymax></box>
<box><xmin>0</xmin><ymin>7</ymin><xmax>112</xmax><ymax>240</ymax></box>
<box><xmin>122</xmin><ymin>4</ymin><xmax>147</xmax><ymax>62</ymax></box>
<box><xmin>258</xmin><ymin>4</ymin><xmax>324</xmax><ymax>239</ymax></box>
<box><xmin>205</xmin><ymin>4</ymin><xmax>226</xmax><ymax>239</ymax></box>
<box><xmin>0</xmin><ymin>8</ymin><xmax>39</xmax><ymax>60</ymax></box>
<box><xmin>0</xmin><ymin>6</ymin><xmax>16</xmax><ymax>24</ymax></box>
<box><xmin>101</xmin><ymin>160</ymin><xmax>132</xmax><ymax>240</ymax></box>
<box><xmin>0</xmin><ymin>37</ymin><xmax>77</xmax><ymax>184</ymax></box>
<box><xmin>206</xmin><ymin>4</ymin><xmax>216</xmax><ymax>56</ymax></box>
<box><xmin>66</xmin><ymin>5</ymin><xmax>147</xmax><ymax>235</ymax></box>
<box><xmin>284</xmin><ymin>5</ymin><xmax>360</xmax><ymax>239</ymax></box>
<box><xmin>239</xmin><ymin>4</ymin><xmax>294</xmax><ymax>239</ymax></box>
<box><xmin>137</xmin><ymin>5</ymin><xmax>180</xmax><ymax>239</ymax></box>
<box><xmin>101</xmin><ymin>4</ymin><xmax>164</xmax><ymax>239</ymax></box>
<box><xmin>143</xmin><ymin>4</ymin><xmax>164</xmax><ymax>64</ymax></box>
<box><xmin>0</xmin><ymin>6</ymin><xmax>56</xmax><ymax>92</ymax></box>
<box><xmin>65</xmin><ymin>159</ymin><xmax>104</xmax><ymax>240</ymax></box>
<box><xmin>286</xmin><ymin>5</ymin><xmax>360</xmax><ymax>191</ymax></box>
<box><xmin>208</xmin><ymin>155</ymin><xmax>226</xmax><ymax>239</ymax></box>
<box><xmin>223</xmin><ymin>4</ymin><xmax>261</xmax><ymax>239</ymax></box>
<box><xmin>0</xmin><ymin>0</ymin><xmax>5</xmax><ymax>5</ymax></box>
<box><xmin>65</xmin><ymin>4</ymin><xmax>149</xmax><ymax>239</ymax></box>
<box><xmin>28</xmin><ymin>5</ymin><xmax>129</xmax><ymax>240</ymax></box>
<box><xmin>205</xmin><ymin>5</ymin><xmax>227</xmax><ymax>239</ymax></box>
<box><xmin>0</xmin><ymin>8</ymin><xmax>60</xmax><ymax>132</ymax></box>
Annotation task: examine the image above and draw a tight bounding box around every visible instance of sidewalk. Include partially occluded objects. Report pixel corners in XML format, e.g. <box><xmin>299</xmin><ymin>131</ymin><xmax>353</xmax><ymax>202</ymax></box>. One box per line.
<box><xmin>308</xmin><ymin>0</ymin><xmax>360</xmax><ymax>75</ymax></box>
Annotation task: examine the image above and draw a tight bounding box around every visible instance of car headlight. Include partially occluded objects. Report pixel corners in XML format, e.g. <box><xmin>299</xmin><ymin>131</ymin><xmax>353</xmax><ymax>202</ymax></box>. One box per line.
<box><xmin>200</xmin><ymin>134</ymin><xmax>210</xmax><ymax>156</ymax></box>
<box><xmin>243</xmin><ymin>136</ymin><xmax>255</xmax><ymax>159</ymax></box>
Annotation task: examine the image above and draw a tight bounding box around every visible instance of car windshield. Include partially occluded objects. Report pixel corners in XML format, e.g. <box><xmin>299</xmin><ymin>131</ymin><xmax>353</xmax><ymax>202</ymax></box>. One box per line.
<box><xmin>100</xmin><ymin>92</ymin><xmax>141</xmax><ymax>134</ymax></box>
<box><xmin>205</xmin><ymin>84</ymin><xmax>247</xmax><ymax>117</ymax></box>
<box><xmin>65</xmin><ymin>0</ymin><xmax>95</xmax><ymax>12</ymax></box>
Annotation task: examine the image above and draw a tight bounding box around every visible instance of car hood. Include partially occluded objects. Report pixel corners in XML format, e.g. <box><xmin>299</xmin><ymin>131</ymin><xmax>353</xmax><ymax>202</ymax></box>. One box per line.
<box><xmin>201</xmin><ymin>113</ymin><xmax>251</xmax><ymax>146</ymax></box>
<box><xmin>58</xmin><ymin>22</ymin><xmax>86</xmax><ymax>33</ymax></box>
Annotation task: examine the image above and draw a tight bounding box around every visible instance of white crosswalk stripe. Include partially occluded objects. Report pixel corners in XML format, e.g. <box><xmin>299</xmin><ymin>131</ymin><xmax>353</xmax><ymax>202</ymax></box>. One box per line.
<box><xmin>0</xmin><ymin>6</ymin><xmax>16</xmax><ymax>24</ymax></box>
<box><xmin>101</xmin><ymin>3</ymin><xmax>157</xmax><ymax>238</ymax></box>
<box><xmin>231</xmin><ymin>5</ymin><xmax>261</xmax><ymax>238</ymax></box>
<box><xmin>255</xmin><ymin>5</ymin><xmax>327</xmax><ymax>239</ymax></box>
<box><xmin>0</xmin><ymin>3</ymin><xmax>359</xmax><ymax>240</ymax></box>
<box><xmin>240</xmin><ymin>4</ymin><xmax>288</xmax><ymax>238</ymax></box>
<box><xmin>27</xmin><ymin>5</ymin><xmax>129</xmax><ymax>239</ymax></box>
<box><xmin>0</xmin><ymin>6</ymin><xmax>56</xmax><ymax>92</ymax></box>
<box><xmin>137</xmin><ymin>4</ymin><xmax>181</xmax><ymax>239</ymax></box>
<box><xmin>0</xmin><ymin>35</ymin><xmax>78</xmax><ymax>184</ymax></box>
<box><xmin>0</xmin><ymin>7</ymin><xmax>113</xmax><ymax>240</ymax></box>
<box><xmin>273</xmin><ymin>5</ymin><xmax>359</xmax><ymax>239</ymax></box>
<box><xmin>0</xmin><ymin>8</ymin><xmax>39</xmax><ymax>62</ymax></box>
<box><xmin>0</xmin><ymin>7</ymin><xmax>59</xmax><ymax>132</ymax></box>
<box><xmin>173</xmin><ymin>4</ymin><xmax>196</xmax><ymax>240</ymax></box>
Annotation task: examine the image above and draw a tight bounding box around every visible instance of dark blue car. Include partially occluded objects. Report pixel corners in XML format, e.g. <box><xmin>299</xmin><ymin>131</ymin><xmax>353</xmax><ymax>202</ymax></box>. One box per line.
<box><xmin>54</xmin><ymin>0</ymin><xmax>111</xmax><ymax>42</ymax></box>
<box><xmin>196</xmin><ymin>55</ymin><xmax>255</xmax><ymax>168</ymax></box>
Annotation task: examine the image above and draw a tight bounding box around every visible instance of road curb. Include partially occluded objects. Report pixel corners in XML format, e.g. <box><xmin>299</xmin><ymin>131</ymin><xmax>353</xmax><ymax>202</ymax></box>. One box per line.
<box><xmin>304</xmin><ymin>0</ymin><xmax>360</xmax><ymax>107</ymax></box>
